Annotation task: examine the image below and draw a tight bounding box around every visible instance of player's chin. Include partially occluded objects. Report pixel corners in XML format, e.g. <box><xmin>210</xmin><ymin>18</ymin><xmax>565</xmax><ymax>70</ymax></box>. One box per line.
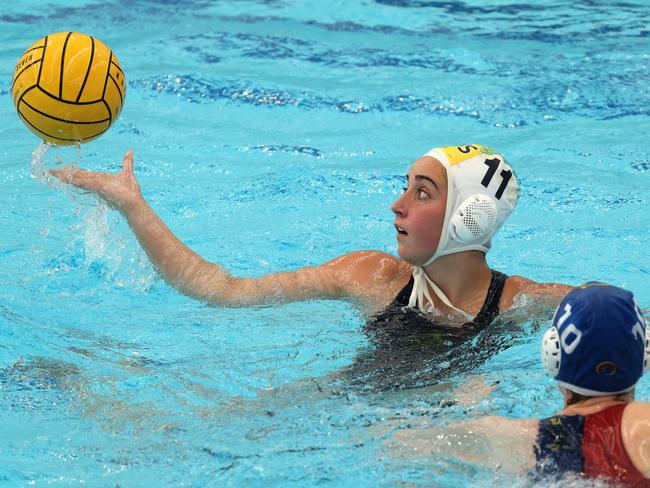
<box><xmin>396</xmin><ymin>242</ymin><xmax>434</xmax><ymax>267</ymax></box>
<box><xmin>396</xmin><ymin>243</ymin><xmax>418</xmax><ymax>264</ymax></box>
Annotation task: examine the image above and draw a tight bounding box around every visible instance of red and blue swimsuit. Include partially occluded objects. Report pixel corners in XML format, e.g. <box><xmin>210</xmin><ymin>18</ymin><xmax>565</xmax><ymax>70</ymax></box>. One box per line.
<box><xmin>535</xmin><ymin>404</ymin><xmax>648</xmax><ymax>486</ymax></box>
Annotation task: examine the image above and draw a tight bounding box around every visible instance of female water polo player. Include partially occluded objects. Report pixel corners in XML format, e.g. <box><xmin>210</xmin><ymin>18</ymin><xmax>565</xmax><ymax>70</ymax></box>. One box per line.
<box><xmin>394</xmin><ymin>283</ymin><xmax>650</xmax><ymax>484</ymax></box>
<box><xmin>51</xmin><ymin>144</ymin><xmax>571</xmax><ymax>335</ymax></box>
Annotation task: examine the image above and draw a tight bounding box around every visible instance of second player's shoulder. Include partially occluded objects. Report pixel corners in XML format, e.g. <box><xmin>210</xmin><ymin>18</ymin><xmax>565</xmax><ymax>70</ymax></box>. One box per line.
<box><xmin>623</xmin><ymin>401</ymin><xmax>650</xmax><ymax>425</ymax></box>
<box><xmin>622</xmin><ymin>402</ymin><xmax>650</xmax><ymax>477</ymax></box>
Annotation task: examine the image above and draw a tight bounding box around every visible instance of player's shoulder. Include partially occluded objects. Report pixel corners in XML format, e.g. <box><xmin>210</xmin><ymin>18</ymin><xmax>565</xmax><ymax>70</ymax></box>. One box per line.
<box><xmin>624</xmin><ymin>401</ymin><xmax>650</xmax><ymax>421</ymax></box>
<box><xmin>326</xmin><ymin>250</ymin><xmax>406</xmax><ymax>277</ymax></box>
<box><xmin>622</xmin><ymin>402</ymin><xmax>650</xmax><ymax>477</ymax></box>
<box><xmin>323</xmin><ymin>251</ymin><xmax>411</xmax><ymax>304</ymax></box>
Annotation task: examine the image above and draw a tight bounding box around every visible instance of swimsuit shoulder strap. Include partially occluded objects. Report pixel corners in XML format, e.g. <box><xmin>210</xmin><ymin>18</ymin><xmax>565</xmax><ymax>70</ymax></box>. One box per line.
<box><xmin>392</xmin><ymin>275</ymin><xmax>415</xmax><ymax>307</ymax></box>
<box><xmin>391</xmin><ymin>270</ymin><xmax>507</xmax><ymax>323</ymax></box>
<box><xmin>469</xmin><ymin>270</ymin><xmax>509</xmax><ymax>328</ymax></box>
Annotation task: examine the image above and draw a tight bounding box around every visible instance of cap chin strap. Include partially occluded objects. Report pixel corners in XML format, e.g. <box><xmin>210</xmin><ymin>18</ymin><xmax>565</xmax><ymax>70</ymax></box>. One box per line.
<box><xmin>408</xmin><ymin>266</ymin><xmax>474</xmax><ymax>321</ymax></box>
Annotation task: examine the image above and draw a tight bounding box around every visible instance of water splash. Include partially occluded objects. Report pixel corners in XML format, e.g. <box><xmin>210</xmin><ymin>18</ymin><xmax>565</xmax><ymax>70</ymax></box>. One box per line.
<box><xmin>72</xmin><ymin>200</ymin><xmax>156</xmax><ymax>292</ymax></box>
<box><xmin>29</xmin><ymin>141</ymin><xmax>81</xmax><ymax>190</ymax></box>
<box><xmin>81</xmin><ymin>199</ymin><xmax>112</xmax><ymax>268</ymax></box>
<box><xmin>30</xmin><ymin>142</ymin><xmax>63</xmax><ymax>187</ymax></box>
<box><xmin>31</xmin><ymin>142</ymin><xmax>156</xmax><ymax>291</ymax></box>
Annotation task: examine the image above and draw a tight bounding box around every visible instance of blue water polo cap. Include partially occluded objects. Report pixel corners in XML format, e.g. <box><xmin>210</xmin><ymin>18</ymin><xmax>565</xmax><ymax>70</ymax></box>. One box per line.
<box><xmin>542</xmin><ymin>283</ymin><xmax>648</xmax><ymax>396</ymax></box>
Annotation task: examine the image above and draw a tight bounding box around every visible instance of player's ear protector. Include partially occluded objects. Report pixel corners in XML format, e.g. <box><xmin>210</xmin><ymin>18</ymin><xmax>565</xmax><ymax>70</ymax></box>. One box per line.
<box><xmin>449</xmin><ymin>194</ymin><xmax>497</xmax><ymax>243</ymax></box>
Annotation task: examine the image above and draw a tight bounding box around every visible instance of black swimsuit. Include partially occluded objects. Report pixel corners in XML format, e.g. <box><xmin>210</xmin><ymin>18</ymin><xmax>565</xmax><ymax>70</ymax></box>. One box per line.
<box><xmin>368</xmin><ymin>269</ymin><xmax>509</xmax><ymax>332</ymax></box>
<box><xmin>343</xmin><ymin>270</ymin><xmax>510</xmax><ymax>390</ymax></box>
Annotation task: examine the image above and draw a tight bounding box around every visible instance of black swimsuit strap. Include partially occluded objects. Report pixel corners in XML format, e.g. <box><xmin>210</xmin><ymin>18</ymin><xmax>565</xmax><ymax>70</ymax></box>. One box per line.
<box><xmin>390</xmin><ymin>269</ymin><xmax>508</xmax><ymax>328</ymax></box>
<box><xmin>470</xmin><ymin>270</ymin><xmax>508</xmax><ymax>329</ymax></box>
<box><xmin>392</xmin><ymin>275</ymin><xmax>415</xmax><ymax>307</ymax></box>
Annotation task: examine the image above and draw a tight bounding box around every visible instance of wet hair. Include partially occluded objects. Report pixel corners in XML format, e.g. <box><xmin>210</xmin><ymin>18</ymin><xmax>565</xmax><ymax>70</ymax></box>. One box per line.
<box><xmin>565</xmin><ymin>391</ymin><xmax>591</xmax><ymax>406</ymax></box>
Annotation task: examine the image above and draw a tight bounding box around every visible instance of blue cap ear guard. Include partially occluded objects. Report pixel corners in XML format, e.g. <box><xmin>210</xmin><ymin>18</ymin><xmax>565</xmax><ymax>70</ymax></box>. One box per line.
<box><xmin>541</xmin><ymin>283</ymin><xmax>650</xmax><ymax>396</ymax></box>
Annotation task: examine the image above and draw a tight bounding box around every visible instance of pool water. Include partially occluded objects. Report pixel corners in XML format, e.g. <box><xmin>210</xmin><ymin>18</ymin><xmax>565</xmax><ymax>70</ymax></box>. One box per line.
<box><xmin>1</xmin><ymin>0</ymin><xmax>649</xmax><ymax>486</ymax></box>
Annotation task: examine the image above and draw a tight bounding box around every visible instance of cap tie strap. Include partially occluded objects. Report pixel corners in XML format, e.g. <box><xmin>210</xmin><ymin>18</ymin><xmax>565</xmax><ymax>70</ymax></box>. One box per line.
<box><xmin>408</xmin><ymin>266</ymin><xmax>474</xmax><ymax>321</ymax></box>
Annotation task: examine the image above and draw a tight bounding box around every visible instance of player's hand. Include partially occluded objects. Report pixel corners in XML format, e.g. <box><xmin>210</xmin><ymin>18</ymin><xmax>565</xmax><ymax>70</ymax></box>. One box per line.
<box><xmin>50</xmin><ymin>150</ymin><xmax>142</xmax><ymax>211</ymax></box>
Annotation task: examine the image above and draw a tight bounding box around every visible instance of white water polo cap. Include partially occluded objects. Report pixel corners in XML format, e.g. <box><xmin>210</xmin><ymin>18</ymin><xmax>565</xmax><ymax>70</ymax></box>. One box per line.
<box><xmin>421</xmin><ymin>144</ymin><xmax>519</xmax><ymax>266</ymax></box>
<box><xmin>407</xmin><ymin>145</ymin><xmax>519</xmax><ymax>316</ymax></box>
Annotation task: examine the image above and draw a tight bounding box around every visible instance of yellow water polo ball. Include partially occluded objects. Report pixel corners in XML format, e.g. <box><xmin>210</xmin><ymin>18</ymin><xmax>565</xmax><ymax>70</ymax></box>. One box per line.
<box><xmin>12</xmin><ymin>32</ymin><xmax>126</xmax><ymax>145</ymax></box>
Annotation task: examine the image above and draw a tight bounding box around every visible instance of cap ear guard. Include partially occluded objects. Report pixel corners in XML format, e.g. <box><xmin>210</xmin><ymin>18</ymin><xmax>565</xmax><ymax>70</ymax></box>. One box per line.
<box><xmin>541</xmin><ymin>326</ymin><xmax>561</xmax><ymax>376</ymax></box>
<box><xmin>449</xmin><ymin>194</ymin><xmax>497</xmax><ymax>243</ymax></box>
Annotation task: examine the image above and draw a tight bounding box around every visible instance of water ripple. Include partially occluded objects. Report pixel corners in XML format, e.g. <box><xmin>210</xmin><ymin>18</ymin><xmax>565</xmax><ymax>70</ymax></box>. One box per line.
<box><xmin>374</xmin><ymin>0</ymin><xmax>650</xmax><ymax>41</ymax></box>
<box><xmin>131</xmin><ymin>75</ymin><xmax>324</xmax><ymax>108</ymax></box>
<box><xmin>631</xmin><ymin>161</ymin><xmax>649</xmax><ymax>172</ymax></box>
<box><xmin>130</xmin><ymin>74</ymin><xmax>505</xmax><ymax>123</ymax></box>
<box><xmin>172</xmin><ymin>32</ymin><xmax>488</xmax><ymax>73</ymax></box>
<box><xmin>132</xmin><ymin>71</ymin><xmax>650</xmax><ymax>127</ymax></box>
<box><xmin>239</xmin><ymin>144</ymin><xmax>324</xmax><ymax>158</ymax></box>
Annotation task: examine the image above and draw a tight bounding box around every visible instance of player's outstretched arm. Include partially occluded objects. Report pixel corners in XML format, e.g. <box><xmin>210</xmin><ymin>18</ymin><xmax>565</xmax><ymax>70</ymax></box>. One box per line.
<box><xmin>51</xmin><ymin>150</ymin><xmax>403</xmax><ymax>309</ymax></box>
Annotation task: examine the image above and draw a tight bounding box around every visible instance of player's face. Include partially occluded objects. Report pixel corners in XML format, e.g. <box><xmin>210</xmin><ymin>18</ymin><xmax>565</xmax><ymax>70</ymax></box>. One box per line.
<box><xmin>391</xmin><ymin>157</ymin><xmax>448</xmax><ymax>265</ymax></box>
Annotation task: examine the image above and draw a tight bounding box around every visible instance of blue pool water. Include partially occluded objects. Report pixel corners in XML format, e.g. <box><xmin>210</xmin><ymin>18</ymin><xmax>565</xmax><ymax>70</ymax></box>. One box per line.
<box><xmin>1</xmin><ymin>0</ymin><xmax>649</xmax><ymax>485</ymax></box>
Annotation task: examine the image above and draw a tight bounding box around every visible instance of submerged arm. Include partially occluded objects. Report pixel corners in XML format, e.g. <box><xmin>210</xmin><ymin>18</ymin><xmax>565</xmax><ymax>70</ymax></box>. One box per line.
<box><xmin>391</xmin><ymin>415</ymin><xmax>538</xmax><ymax>473</ymax></box>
